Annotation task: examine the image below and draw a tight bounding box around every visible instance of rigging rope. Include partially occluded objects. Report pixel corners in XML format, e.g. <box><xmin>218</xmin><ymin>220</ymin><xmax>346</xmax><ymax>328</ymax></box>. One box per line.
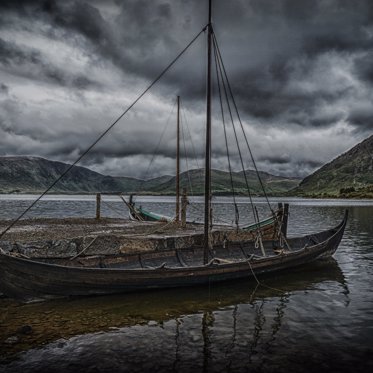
<box><xmin>180</xmin><ymin>111</ymin><xmax>194</xmax><ymax>196</ymax></box>
<box><xmin>0</xmin><ymin>25</ymin><xmax>207</xmax><ymax>240</ymax></box>
<box><xmin>212</xmin><ymin>30</ymin><xmax>274</xmax><ymax>215</ymax></box>
<box><xmin>247</xmin><ymin>257</ymin><xmax>284</xmax><ymax>294</ymax></box>
<box><xmin>143</xmin><ymin>100</ymin><xmax>177</xmax><ymax>181</ymax></box>
<box><xmin>181</xmin><ymin>106</ymin><xmax>202</xmax><ymax>171</ymax></box>
<box><xmin>180</xmin><ymin>104</ymin><xmax>204</xmax><ymax>199</ymax></box>
<box><xmin>213</xmin><ymin>33</ymin><xmax>259</xmax><ymax>229</ymax></box>
<box><xmin>102</xmin><ymin>199</ymin><xmax>126</xmax><ymax>218</ymax></box>
<box><xmin>213</xmin><ymin>40</ymin><xmax>239</xmax><ymax>230</ymax></box>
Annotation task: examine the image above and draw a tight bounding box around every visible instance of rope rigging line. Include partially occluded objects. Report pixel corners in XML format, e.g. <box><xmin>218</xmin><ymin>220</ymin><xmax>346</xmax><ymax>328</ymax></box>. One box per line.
<box><xmin>180</xmin><ymin>106</ymin><xmax>202</xmax><ymax>171</ymax></box>
<box><xmin>180</xmin><ymin>106</ymin><xmax>194</xmax><ymax>196</ymax></box>
<box><xmin>212</xmin><ymin>33</ymin><xmax>259</xmax><ymax>228</ymax></box>
<box><xmin>143</xmin><ymin>99</ymin><xmax>177</xmax><ymax>182</ymax></box>
<box><xmin>247</xmin><ymin>257</ymin><xmax>285</xmax><ymax>294</ymax></box>
<box><xmin>212</xmin><ymin>40</ymin><xmax>239</xmax><ymax>230</ymax></box>
<box><xmin>212</xmin><ymin>30</ymin><xmax>274</xmax><ymax>215</ymax></box>
<box><xmin>186</xmin><ymin>200</ymin><xmax>233</xmax><ymax>225</ymax></box>
<box><xmin>101</xmin><ymin>198</ymin><xmax>127</xmax><ymax>218</ymax></box>
<box><xmin>0</xmin><ymin>25</ymin><xmax>208</xmax><ymax>240</ymax></box>
<box><xmin>178</xmin><ymin>103</ymin><xmax>204</xmax><ymax>213</ymax></box>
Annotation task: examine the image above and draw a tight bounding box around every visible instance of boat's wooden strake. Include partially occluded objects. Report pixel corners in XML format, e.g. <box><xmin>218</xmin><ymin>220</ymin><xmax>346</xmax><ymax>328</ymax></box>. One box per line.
<box><xmin>0</xmin><ymin>211</ymin><xmax>347</xmax><ymax>301</ymax></box>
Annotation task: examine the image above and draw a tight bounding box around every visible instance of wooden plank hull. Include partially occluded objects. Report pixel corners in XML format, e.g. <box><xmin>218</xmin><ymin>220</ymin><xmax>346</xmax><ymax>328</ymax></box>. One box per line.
<box><xmin>0</xmin><ymin>211</ymin><xmax>347</xmax><ymax>301</ymax></box>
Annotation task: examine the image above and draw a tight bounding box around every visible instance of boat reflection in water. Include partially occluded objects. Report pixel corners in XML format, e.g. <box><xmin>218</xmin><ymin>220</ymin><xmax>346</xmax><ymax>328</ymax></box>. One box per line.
<box><xmin>1</xmin><ymin>258</ymin><xmax>352</xmax><ymax>372</ymax></box>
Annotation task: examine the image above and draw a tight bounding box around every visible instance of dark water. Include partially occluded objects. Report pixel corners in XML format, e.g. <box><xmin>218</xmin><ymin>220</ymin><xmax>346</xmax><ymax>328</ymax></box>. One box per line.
<box><xmin>0</xmin><ymin>195</ymin><xmax>373</xmax><ymax>372</ymax></box>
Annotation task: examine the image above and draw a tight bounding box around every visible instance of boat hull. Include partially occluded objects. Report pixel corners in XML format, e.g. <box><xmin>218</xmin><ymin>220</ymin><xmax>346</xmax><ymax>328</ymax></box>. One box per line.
<box><xmin>0</xmin><ymin>211</ymin><xmax>347</xmax><ymax>301</ymax></box>
<box><xmin>129</xmin><ymin>206</ymin><xmax>286</xmax><ymax>241</ymax></box>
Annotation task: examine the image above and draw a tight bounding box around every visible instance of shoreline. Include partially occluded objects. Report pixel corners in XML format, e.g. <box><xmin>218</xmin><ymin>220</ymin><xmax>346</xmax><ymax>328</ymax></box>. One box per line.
<box><xmin>0</xmin><ymin>192</ymin><xmax>372</xmax><ymax>199</ymax></box>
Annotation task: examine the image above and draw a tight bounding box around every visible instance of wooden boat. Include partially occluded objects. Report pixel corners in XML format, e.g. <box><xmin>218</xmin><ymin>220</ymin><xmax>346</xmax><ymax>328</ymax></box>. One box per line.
<box><xmin>0</xmin><ymin>0</ymin><xmax>348</xmax><ymax>301</ymax></box>
<box><xmin>0</xmin><ymin>211</ymin><xmax>347</xmax><ymax>301</ymax></box>
<box><xmin>127</xmin><ymin>197</ymin><xmax>173</xmax><ymax>223</ymax></box>
<box><xmin>127</xmin><ymin>197</ymin><xmax>285</xmax><ymax>233</ymax></box>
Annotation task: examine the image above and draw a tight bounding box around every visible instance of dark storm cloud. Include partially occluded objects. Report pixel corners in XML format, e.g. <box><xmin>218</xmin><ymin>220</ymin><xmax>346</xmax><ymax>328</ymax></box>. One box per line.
<box><xmin>0</xmin><ymin>37</ymin><xmax>99</xmax><ymax>90</ymax></box>
<box><xmin>0</xmin><ymin>38</ymin><xmax>40</xmax><ymax>66</ymax></box>
<box><xmin>354</xmin><ymin>51</ymin><xmax>373</xmax><ymax>83</ymax></box>
<box><xmin>0</xmin><ymin>0</ymin><xmax>372</xmax><ymax>178</ymax></box>
<box><xmin>348</xmin><ymin>108</ymin><xmax>373</xmax><ymax>131</ymax></box>
<box><xmin>2</xmin><ymin>0</ymin><xmax>372</xmax><ymax>126</ymax></box>
<box><xmin>258</xmin><ymin>155</ymin><xmax>291</xmax><ymax>165</ymax></box>
<box><xmin>212</xmin><ymin>0</ymin><xmax>373</xmax><ymax>129</ymax></box>
<box><xmin>257</xmin><ymin>153</ymin><xmax>323</xmax><ymax>170</ymax></box>
<box><xmin>0</xmin><ymin>84</ymin><xmax>9</xmax><ymax>95</ymax></box>
<box><xmin>32</xmin><ymin>0</ymin><xmax>202</xmax><ymax>84</ymax></box>
<box><xmin>42</xmin><ymin>0</ymin><xmax>110</xmax><ymax>45</ymax></box>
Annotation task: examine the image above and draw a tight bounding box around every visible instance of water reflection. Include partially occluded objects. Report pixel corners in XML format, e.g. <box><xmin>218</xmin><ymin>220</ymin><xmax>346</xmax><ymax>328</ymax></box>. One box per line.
<box><xmin>0</xmin><ymin>259</ymin><xmax>349</xmax><ymax>372</ymax></box>
<box><xmin>0</xmin><ymin>198</ymin><xmax>372</xmax><ymax>372</ymax></box>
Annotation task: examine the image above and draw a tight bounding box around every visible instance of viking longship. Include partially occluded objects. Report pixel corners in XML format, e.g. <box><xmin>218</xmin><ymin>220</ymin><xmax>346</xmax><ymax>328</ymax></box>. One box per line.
<box><xmin>0</xmin><ymin>0</ymin><xmax>347</xmax><ymax>301</ymax></box>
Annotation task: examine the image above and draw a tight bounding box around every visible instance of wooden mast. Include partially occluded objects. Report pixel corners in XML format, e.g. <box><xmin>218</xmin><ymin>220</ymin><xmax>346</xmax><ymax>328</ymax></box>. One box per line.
<box><xmin>203</xmin><ymin>0</ymin><xmax>212</xmax><ymax>264</ymax></box>
<box><xmin>176</xmin><ymin>95</ymin><xmax>180</xmax><ymax>222</ymax></box>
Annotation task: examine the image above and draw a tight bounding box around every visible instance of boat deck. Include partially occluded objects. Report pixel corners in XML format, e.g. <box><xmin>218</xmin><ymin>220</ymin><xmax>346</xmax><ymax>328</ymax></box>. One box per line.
<box><xmin>33</xmin><ymin>241</ymin><xmax>273</xmax><ymax>269</ymax></box>
<box><xmin>0</xmin><ymin>217</ymin><xmax>265</xmax><ymax>259</ymax></box>
<box><xmin>0</xmin><ymin>217</ymin><xmax>181</xmax><ymax>242</ymax></box>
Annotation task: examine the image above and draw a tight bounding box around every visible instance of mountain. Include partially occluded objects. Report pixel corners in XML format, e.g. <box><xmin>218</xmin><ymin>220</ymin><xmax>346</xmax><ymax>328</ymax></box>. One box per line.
<box><xmin>0</xmin><ymin>156</ymin><xmax>299</xmax><ymax>195</ymax></box>
<box><xmin>293</xmin><ymin>135</ymin><xmax>373</xmax><ymax>198</ymax></box>
<box><xmin>151</xmin><ymin>168</ymin><xmax>300</xmax><ymax>196</ymax></box>
<box><xmin>0</xmin><ymin>156</ymin><xmax>125</xmax><ymax>193</ymax></box>
<box><xmin>116</xmin><ymin>175</ymin><xmax>174</xmax><ymax>192</ymax></box>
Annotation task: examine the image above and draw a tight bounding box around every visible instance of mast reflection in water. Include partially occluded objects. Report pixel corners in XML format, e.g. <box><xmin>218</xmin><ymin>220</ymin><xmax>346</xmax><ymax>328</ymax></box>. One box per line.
<box><xmin>0</xmin><ymin>258</ymin><xmax>360</xmax><ymax>372</ymax></box>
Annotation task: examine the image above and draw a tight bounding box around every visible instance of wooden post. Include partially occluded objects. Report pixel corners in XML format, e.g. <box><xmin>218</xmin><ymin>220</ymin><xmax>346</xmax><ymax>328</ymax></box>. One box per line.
<box><xmin>181</xmin><ymin>188</ymin><xmax>188</xmax><ymax>228</ymax></box>
<box><xmin>96</xmin><ymin>193</ymin><xmax>101</xmax><ymax>220</ymax></box>
<box><xmin>281</xmin><ymin>203</ymin><xmax>289</xmax><ymax>238</ymax></box>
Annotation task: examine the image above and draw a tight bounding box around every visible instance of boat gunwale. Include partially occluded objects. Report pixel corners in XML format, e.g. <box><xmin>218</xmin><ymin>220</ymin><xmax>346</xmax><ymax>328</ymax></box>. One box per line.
<box><xmin>0</xmin><ymin>210</ymin><xmax>348</xmax><ymax>274</ymax></box>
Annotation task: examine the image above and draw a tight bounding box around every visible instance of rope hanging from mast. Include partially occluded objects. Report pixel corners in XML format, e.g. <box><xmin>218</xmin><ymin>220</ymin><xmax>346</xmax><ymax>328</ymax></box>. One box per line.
<box><xmin>212</xmin><ymin>37</ymin><xmax>240</xmax><ymax>230</ymax></box>
<box><xmin>212</xmin><ymin>30</ymin><xmax>274</xmax><ymax>215</ymax></box>
<box><xmin>212</xmin><ymin>29</ymin><xmax>261</xmax><ymax>230</ymax></box>
<box><xmin>143</xmin><ymin>99</ymin><xmax>177</xmax><ymax>181</ymax></box>
<box><xmin>180</xmin><ymin>102</ymin><xmax>194</xmax><ymax>196</ymax></box>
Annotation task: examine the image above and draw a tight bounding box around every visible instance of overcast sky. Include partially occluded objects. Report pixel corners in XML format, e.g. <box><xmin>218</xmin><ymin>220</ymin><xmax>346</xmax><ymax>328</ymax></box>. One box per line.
<box><xmin>0</xmin><ymin>0</ymin><xmax>372</xmax><ymax>179</ymax></box>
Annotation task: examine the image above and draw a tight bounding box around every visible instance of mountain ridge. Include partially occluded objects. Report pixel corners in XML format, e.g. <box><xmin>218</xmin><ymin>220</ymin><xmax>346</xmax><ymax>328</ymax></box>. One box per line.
<box><xmin>293</xmin><ymin>134</ymin><xmax>373</xmax><ymax>198</ymax></box>
<box><xmin>0</xmin><ymin>156</ymin><xmax>300</xmax><ymax>195</ymax></box>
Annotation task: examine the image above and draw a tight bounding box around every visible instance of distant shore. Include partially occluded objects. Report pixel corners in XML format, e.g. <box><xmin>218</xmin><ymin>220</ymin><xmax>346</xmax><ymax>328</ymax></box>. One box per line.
<box><xmin>0</xmin><ymin>191</ymin><xmax>372</xmax><ymax>199</ymax></box>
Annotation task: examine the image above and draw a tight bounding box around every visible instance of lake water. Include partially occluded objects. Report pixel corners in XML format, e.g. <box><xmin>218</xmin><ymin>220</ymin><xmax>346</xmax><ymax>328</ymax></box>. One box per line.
<box><xmin>0</xmin><ymin>195</ymin><xmax>373</xmax><ymax>372</ymax></box>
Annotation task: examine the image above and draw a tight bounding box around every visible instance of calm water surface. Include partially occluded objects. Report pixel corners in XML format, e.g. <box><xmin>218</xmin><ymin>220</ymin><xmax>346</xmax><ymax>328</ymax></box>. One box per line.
<box><xmin>0</xmin><ymin>195</ymin><xmax>372</xmax><ymax>372</ymax></box>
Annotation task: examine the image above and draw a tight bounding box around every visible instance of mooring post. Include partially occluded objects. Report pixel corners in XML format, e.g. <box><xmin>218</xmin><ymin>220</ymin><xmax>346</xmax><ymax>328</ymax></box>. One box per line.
<box><xmin>96</xmin><ymin>193</ymin><xmax>101</xmax><ymax>220</ymax></box>
<box><xmin>281</xmin><ymin>203</ymin><xmax>289</xmax><ymax>238</ymax></box>
<box><xmin>181</xmin><ymin>188</ymin><xmax>188</xmax><ymax>228</ymax></box>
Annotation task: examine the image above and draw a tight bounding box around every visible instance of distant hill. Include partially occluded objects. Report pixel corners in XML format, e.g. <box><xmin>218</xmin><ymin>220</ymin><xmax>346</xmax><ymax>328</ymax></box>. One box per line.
<box><xmin>0</xmin><ymin>156</ymin><xmax>300</xmax><ymax>195</ymax></box>
<box><xmin>151</xmin><ymin>168</ymin><xmax>300</xmax><ymax>196</ymax></box>
<box><xmin>0</xmin><ymin>156</ymin><xmax>125</xmax><ymax>193</ymax></box>
<box><xmin>293</xmin><ymin>135</ymin><xmax>373</xmax><ymax>198</ymax></box>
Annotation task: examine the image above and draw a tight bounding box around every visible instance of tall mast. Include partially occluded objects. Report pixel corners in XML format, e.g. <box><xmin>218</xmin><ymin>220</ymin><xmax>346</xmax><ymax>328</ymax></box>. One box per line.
<box><xmin>203</xmin><ymin>0</ymin><xmax>212</xmax><ymax>264</ymax></box>
<box><xmin>176</xmin><ymin>95</ymin><xmax>180</xmax><ymax>223</ymax></box>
